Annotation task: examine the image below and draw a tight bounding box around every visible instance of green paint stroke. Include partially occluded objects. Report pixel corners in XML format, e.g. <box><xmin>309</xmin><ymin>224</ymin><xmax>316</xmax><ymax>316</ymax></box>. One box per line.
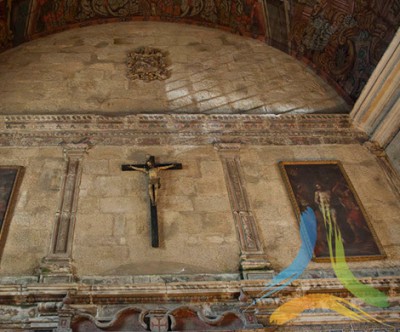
<box><xmin>325</xmin><ymin>211</ymin><xmax>388</xmax><ymax>308</ymax></box>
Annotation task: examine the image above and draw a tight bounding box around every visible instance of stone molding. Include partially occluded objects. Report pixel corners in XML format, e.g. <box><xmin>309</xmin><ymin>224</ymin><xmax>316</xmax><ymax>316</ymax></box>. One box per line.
<box><xmin>0</xmin><ymin>114</ymin><xmax>366</xmax><ymax>146</ymax></box>
<box><xmin>0</xmin><ymin>276</ymin><xmax>397</xmax><ymax>306</ymax></box>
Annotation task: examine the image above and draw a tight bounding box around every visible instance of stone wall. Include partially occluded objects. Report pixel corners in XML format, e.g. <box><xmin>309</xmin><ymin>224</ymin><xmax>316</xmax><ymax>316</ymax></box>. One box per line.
<box><xmin>0</xmin><ymin>147</ymin><xmax>63</xmax><ymax>275</ymax></box>
<box><xmin>0</xmin><ymin>143</ymin><xmax>399</xmax><ymax>277</ymax></box>
<box><xmin>74</xmin><ymin>145</ymin><xmax>240</xmax><ymax>275</ymax></box>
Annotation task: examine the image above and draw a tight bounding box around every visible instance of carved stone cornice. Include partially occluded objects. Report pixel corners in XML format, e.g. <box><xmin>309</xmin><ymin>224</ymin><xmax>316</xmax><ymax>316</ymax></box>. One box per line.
<box><xmin>0</xmin><ymin>114</ymin><xmax>367</xmax><ymax>146</ymax></box>
<box><xmin>0</xmin><ymin>276</ymin><xmax>398</xmax><ymax>330</ymax></box>
<box><xmin>0</xmin><ymin>276</ymin><xmax>398</xmax><ymax>306</ymax></box>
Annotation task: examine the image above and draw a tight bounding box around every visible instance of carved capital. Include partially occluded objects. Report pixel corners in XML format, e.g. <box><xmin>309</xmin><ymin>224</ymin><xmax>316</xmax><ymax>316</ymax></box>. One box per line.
<box><xmin>214</xmin><ymin>142</ymin><xmax>241</xmax><ymax>153</ymax></box>
<box><xmin>61</xmin><ymin>141</ymin><xmax>93</xmax><ymax>160</ymax></box>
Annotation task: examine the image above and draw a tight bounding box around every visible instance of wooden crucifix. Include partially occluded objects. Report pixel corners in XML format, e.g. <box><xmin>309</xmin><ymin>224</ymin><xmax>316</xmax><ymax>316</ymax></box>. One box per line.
<box><xmin>121</xmin><ymin>155</ymin><xmax>182</xmax><ymax>248</ymax></box>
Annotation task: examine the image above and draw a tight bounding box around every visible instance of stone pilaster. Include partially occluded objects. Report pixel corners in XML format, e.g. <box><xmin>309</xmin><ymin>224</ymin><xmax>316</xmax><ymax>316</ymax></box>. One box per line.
<box><xmin>351</xmin><ymin>29</ymin><xmax>400</xmax><ymax>148</ymax></box>
<box><xmin>38</xmin><ymin>143</ymin><xmax>91</xmax><ymax>283</ymax></box>
<box><xmin>215</xmin><ymin>143</ymin><xmax>271</xmax><ymax>278</ymax></box>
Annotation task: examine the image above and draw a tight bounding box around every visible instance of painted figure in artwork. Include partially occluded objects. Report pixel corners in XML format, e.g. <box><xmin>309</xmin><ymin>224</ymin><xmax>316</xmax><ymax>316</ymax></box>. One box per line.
<box><xmin>281</xmin><ymin>162</ymin><xmax>383</xmax><ymax>259</ymax></box>
<box><xmin>314</xmin><ymin>182</ymin><xmax>337</xmax><ymax>227</ymax></box>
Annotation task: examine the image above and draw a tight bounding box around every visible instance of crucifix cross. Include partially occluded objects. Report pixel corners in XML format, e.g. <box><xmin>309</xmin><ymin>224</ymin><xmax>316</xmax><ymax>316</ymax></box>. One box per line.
<box><xmin>121</xmin><ymin>155</ymin><xmax>182</xmax><ymax>247</ymax></box>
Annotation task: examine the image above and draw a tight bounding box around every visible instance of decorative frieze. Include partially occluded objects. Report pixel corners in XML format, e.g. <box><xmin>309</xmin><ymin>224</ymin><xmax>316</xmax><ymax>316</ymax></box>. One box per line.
<box><xmin>0</xmin><ymin>114</ymin><xmax>367</xmax><ymax>146</ymax></box>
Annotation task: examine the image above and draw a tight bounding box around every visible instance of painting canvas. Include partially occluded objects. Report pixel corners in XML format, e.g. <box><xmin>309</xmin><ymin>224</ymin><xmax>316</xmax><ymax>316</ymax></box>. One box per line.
<box><xmin>0</xmin><ymin>166</ymin><xmax>24</xmax><ymax>258</ymax></box>
<box><xmin>279</xmin><ymin>161</ymin><xmax>385</xmax><ymax>261</ymax></box>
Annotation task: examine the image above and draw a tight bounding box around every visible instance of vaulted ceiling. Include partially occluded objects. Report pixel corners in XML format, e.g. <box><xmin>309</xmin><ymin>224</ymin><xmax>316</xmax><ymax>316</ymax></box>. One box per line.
<box><xmin>0</xmin><ymin>0</ymin><xmax>399</xmax><ymax>105</ymax></box>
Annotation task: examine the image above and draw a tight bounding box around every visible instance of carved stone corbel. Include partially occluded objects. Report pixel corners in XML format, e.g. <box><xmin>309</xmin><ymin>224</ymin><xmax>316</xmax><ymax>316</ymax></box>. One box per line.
<box><xmin>53</xmin><ymin>293</ymin><xmax>74</xmax><ymax>332</ymax></box>
<box><xmin>215</xmin><ymin>143</ymin><xmax>271</xmax><ymax>278</ymax></box>
<box><xmin>364</xmin><ymin>141</ymin><xmax>400</xmax><ymax>198</ymax></box>
<box><xmin>38</xmin><ymin>142</ymin><xmax>92</xmax><ymax>283</ymax></box>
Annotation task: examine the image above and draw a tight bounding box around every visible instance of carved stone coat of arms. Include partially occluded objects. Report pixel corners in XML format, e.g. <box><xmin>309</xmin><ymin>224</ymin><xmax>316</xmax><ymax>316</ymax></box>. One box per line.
<box><xmin>127</xmin><ymin>47</ymin><xmax>171</xmax><ymax>82</ymax></box>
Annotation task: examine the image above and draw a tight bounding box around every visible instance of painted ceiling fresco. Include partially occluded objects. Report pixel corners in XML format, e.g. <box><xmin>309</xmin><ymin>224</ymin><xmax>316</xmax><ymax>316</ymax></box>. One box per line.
<box><xmin>0</xmin><ymin>0</ymin><xmax>399</xmax><ymax>104</ymax></box>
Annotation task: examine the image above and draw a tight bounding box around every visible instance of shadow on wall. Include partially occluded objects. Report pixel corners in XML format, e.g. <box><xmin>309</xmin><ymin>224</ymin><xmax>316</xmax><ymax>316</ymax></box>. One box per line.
<box><xmin>103</xmin><ymin>261</ymin><xmax>226</xmax><ymax>276</ymax></box>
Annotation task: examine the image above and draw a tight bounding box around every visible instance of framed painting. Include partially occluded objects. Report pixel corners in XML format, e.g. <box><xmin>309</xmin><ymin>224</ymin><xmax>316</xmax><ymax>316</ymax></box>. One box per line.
<box><xmin>279</xmin><ymin>161</ymin><xmax>385</xmax><ymax>262</ymax></box>
<box><xmin>0</xmin><ymin>166</ymin><xmax>24</xmax><ymax>259</ymax></box>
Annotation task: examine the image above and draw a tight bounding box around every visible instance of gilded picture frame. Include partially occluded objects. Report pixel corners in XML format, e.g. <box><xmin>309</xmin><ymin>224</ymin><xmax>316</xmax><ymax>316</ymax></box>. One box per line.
<box><xmin>279</xmin><ymin>161</ymin><xmax>385</xmax><ymax>262</ymax></box>
<box><xmin>0</xmin><ymin>166</ymin><xmax>24</xmax><ymax>259</ymax></box>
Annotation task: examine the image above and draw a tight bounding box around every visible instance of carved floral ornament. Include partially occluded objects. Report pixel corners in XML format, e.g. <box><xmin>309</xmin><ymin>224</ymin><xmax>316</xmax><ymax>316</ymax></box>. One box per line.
<box><xmin>126</xmin><ymin>47</ymin><xmax>171</xmax><ymax>82</ymax></box>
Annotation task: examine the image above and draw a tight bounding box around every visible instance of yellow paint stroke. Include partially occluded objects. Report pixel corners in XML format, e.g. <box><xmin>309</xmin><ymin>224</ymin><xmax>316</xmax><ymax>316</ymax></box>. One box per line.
<box><xmin>270</xmin><ymin>294</ymin><xmax>383</xmax><ymax>326</ymax></box>
<box><xmin>324</xmin><ymin>210</ymin><xmax>388</xmax><ymax>308</ymax></box>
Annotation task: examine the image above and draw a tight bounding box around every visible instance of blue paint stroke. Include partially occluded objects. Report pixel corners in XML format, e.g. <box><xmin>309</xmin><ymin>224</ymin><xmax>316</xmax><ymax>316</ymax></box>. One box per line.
<box><xmin>256</xmin><ymin>207</ymin><xmax>317</xmax><ymax>301</ymax></box>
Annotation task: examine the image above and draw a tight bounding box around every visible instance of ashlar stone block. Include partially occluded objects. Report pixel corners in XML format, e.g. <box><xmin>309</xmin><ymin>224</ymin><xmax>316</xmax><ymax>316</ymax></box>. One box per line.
<box><xmin>82</xmin><ymin>159</ymin><xmax>109</xmax><ymax>175</ymax></box>
<box><xmin>192</xmin><ymin>196</ymin><xmax>230</xmax><ymax>212</ymax></box>
<box><xmin>99</xmin><ymin>196</ymin><xmax>145</xmax><ymax>213</ymax></box>
<box><xmin>160</xmin><ymin>195</ymin><xmax>194</xmax><ymax>212</ymax></box>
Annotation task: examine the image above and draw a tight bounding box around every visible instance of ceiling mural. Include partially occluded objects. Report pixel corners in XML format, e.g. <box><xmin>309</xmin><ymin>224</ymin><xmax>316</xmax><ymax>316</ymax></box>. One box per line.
<box><xmin>290</xmin><ymin>0</ymin><xmax>400</xmax><ymax>103</ymax></box>
<box><xmin>0</xmin><ymin>0</ymin><xmax>399</xmax><ymax>104</ymax></box>
<box><xmin>0</xmin><ymin>0</ymin><xmax>12</xmax><ymax>49</ymax></box>
<box><xmin>6</xmin><ymin>0</ymin><xmax>266</xmax><ymax>43</ymax></box>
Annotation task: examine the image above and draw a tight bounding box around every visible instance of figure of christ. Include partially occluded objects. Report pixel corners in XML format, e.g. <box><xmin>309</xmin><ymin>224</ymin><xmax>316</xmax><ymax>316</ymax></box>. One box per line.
<box><xmin>314</xmin><ymin>183</ymin><xmax>337</xmax><ymax>227</ymax></box>
<box><xmin>127</xmin><ymin>156</ymin><xmax>176</xmax><ymax>206</ymax></box>
<box><xmin>121</xmin><ymin>155</ymin><xmax>182</xmax><ymax>247</ymax></box>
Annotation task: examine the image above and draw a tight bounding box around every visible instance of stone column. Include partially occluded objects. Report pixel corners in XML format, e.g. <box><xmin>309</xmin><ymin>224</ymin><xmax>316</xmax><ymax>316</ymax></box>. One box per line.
<box><xmin>38</xmin><ymin>143</ymin><xmax>91</xmax><ymax>283</ymax></box>
<box><xmin>215</xmin><ymin>144</ymin><xmax>271</xmax><ymax>279</ymax></box>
